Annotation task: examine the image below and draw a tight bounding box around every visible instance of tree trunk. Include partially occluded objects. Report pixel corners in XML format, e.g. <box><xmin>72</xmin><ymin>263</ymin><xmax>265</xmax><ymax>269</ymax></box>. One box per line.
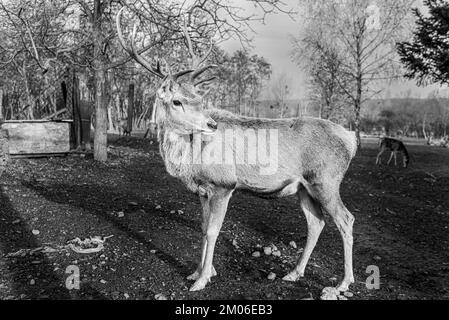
<box><xmin>354</xmin><ymin>101</ymin><xmax>361</xmax><ymax>147</ymax></box>
<box><xmin>23</xmin><ymin>65</ymin><xmax>34</xmax><ymax>120</ymax></box>
<box><xmin>108</xmin><ymin>106</ymin><xmax>114</xmax><ymax>132</ymax></box>
<box><xmin>93</xmin><ymin>67</ymin><xmax>108</xmax><ymax>162</ymax></box>
<box><xmin>0</xmin><ymin>89</ymin><xmax>3</xmax><ymax>120</ymax></box>
<box><xmin>422</xmin><ymin>114</ymin><xmax>431</xmax><ymax>144</ymax></box>
<box><xmin>73</xmin><ymin>76</ymin><xmax>82</xmax><ymax>149</ymax></box>
<box><xmin>0</xmin><ymin>128</ymin><xmax>9</xmax><ymax>178</ymax></box>
<box><xmin>354</xmin><ymin>72</ymin><xmax>362</xmax><ymax>147</ymax></box>
<box><xmin>127</xmin><ymin>83</ymin><xmax>134</xmax><ymax>134</ymax></box>
<box><xmin>353</xmin><ymin>81</ymin><xmax>362</xmax><ymax>146</ymax></box>
<box><xmin>7</xmin><ymin>94</ymin><xmax>13</xmax><ymax>119</ymax></box>
<box><xmin>92</xmin><ymin>0</ymin><xmax>108</xmax><ymax>162</ymax></box>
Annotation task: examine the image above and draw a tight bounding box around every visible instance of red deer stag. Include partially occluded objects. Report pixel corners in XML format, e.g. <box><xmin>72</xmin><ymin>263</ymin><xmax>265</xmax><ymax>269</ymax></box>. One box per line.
<box><xmin>116</xmin><ymin>8</ymin><xmax>358</xmax><ymax>293</ymax></box>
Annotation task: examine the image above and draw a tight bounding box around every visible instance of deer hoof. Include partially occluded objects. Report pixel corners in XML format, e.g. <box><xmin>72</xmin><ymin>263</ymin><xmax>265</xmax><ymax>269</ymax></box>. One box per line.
<box><xmin>189</xmin><ymin>277</ymin><xmax>210</xmax><ymax>292</ymax></box>
<box><xmin>187</xmin><ymin>266</ymin><xmax>217</xmax><ymax>281</ymax></box>
<box><xmin>187</xmin><ymin>270</ymin><xmax>201</xmax><ymax>281</ymax></box>
<box><xmin>282</xmin><ymin>271</ymin><xmax>303</xmax><ymax>282</ymax></box>
<box><xmin>336</xmin><ymin>278</ymin><xmax>354</xmax><ymax>292</ymax></box>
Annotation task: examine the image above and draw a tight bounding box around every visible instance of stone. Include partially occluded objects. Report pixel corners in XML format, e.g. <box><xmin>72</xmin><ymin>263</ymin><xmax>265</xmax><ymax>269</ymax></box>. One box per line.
<box><xmin>155</xmin><ymin>293</ymin><xmax>168</xmax><ymax>300</ymax></box>
<box><xmin>272</xmin><ymin>250</ymin><xmax>281</xmax><ymax>257</ymax></box>
<box><xmin>320</xmin><ymin>287</ymin><xmax>339</xmax><ymax>300</ymax></box>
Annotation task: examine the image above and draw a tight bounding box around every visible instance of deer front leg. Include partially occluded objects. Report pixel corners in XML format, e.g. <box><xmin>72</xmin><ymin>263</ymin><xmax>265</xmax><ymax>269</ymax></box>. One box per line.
<box><xmin>190</xmin><ymin>188</ymin><xmax>233</xmax><ymax>292</ymax></box>
<box><xmin>376</xmin><ymin>149</ymin><xmax>384</xmax><ymax>165</ymax></box>
<box><xmin>187</xmin><ymin>195</ymin><xmax>217</xmax><ymax>281</ymax></box>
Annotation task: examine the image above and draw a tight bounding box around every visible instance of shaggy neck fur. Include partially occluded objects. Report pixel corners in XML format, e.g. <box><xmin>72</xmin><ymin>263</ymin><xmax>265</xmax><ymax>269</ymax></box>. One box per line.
<box><xmin>154</xmin><ymin>100</ymin><xmax>200</xmax><ymax>192</ymax></box>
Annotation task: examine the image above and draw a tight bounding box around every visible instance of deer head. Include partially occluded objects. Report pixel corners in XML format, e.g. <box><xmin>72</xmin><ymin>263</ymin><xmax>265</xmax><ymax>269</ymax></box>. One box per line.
<box><xmin>116</xmin><ymin>8</ymin><xmax>218</xmax><ymax>135</ymax></box>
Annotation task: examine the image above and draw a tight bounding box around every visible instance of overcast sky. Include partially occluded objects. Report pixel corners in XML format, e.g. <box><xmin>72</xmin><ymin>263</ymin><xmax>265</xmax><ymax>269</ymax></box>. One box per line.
<box><xmin>219</xmin><ymin>0</ymin><xmax>449</xmax><ymax>100</ymax></box>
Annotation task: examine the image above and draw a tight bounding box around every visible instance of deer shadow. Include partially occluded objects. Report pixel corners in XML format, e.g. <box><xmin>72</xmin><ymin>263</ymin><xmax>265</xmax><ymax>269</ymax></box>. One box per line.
<box><xmin>22</xmin><ymin>178</ymin><xmax>201</xmax><ymax>278</ymax></box>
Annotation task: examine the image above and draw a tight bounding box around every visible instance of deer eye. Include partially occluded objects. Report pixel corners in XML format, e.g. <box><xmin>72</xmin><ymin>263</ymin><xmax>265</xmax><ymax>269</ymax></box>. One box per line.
<box><xmin>173</xmin><ymin>100</ymin><xmax>183</xmax><ymax>107</ymax></box>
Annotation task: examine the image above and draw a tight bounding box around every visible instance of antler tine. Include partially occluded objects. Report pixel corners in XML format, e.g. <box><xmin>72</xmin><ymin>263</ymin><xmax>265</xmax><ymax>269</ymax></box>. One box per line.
<box><xmin>182</xmin><ymin>18</ymin><xmax>217</xmax><ymax>81</ymax></box>
<box><xmin>194</xmin><ymin>76</ymin><xmax>217</xmax><ymax>87</ymax></box>
<box><xmin>116</xmin><ymin>7</ymin><xmax>165</xmax><ymax>79</ymax></box>
<box><xmin>197</xmin><ymin>38</ymin><xmax>214</xmax><ymax>67</ymax></box>
<box><xmin>191</xmin><ymin>64</ymin><xmax>218</xmax><ymax>80</ymax></box>
<box><xmin>182</xmin><ymin>18</ymin><xmax>200</xmax><ymax>69</ymax></box>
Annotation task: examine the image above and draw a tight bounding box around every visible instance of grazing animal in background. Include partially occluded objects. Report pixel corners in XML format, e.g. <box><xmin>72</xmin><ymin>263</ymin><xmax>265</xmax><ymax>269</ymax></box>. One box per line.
<box><xmin>119</xmin><ymin>118</ymin><xmax>130</xmax><ymax>136</ymax></box>
<box><xmin>376</xmin><ymin>137</ymin><xmax>409</xmax><ymax>168</ymax></box>
<box><xmin>116</xmin><ymin>8</ymin><xmax>358</xmax><ymax>293</ymax></box>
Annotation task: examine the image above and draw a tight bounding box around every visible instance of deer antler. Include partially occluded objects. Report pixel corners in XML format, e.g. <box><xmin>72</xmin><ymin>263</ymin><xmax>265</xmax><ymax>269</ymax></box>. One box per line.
<box><xmin>116</xmin><ymin>7</ymin><xmax>216</xmax><ymax>82</ymax></box>
<box><xmin>116</xmin><ymin>7</ymin><xmax>165</xmax><ymax>79</ymax></box>
<box><xmin>182</xmin><ymin>18</ymin><xmax>217</xmax><ymax>81</ymax></box>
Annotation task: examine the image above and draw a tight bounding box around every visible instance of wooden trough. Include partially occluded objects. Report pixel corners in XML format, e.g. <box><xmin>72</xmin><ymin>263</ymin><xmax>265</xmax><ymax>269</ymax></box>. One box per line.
<box><xmin>1</xmin><ymin>120</ymin><xmax>72</xmax><ymax>158</ymax></box>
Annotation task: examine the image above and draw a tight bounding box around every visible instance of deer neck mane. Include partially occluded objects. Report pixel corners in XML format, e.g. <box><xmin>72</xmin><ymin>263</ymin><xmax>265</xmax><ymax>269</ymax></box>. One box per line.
<box><xmin>153</xmin><ymin>103</ymin><xmax>198</xmax><ymax>191</ymax></box>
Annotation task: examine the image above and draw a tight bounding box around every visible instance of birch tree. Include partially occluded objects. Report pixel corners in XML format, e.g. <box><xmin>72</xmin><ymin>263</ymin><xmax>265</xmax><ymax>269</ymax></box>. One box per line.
<box><xmin>292</xmin><ymin>0</ymin><xmax>414</xmax><ymax>146</ymax></box>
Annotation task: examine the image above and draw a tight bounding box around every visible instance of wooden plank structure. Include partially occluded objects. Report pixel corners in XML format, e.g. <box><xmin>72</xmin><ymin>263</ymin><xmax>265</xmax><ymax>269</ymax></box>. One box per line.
<box><xmin>0</xmin><ymin>67</ymin><xmax>93</xmax><ymax>158</ymax></box>
<box><xmin>1</xmin><ymin>120</ymin><xmax>71</xmax><ymax>157</ymax></box>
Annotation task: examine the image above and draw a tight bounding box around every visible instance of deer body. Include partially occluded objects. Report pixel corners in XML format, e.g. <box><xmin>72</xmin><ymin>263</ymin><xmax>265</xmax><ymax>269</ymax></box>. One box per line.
<box><xmin>376</xmin><ymin>137</ymin><xmax>409</xmax><ymax>167</ymax></box>
<box><xmin>118</xmin><ymin>119</ymin><xmax>130</xmax><ymax>136</ymax></box>
<box><xmin>157</xmin><ymin>107</ymin><xmax>356</xmax><ymax>196</ymax></box>
<box><xmin>155</xmin><ymin>104</ymin><xmax>357</xmax><ymax>292</ymax></box>
<box><xmin>116</xmin><ymin>7</ymin><xmax>357</xmax><ymax>293</ymax></box>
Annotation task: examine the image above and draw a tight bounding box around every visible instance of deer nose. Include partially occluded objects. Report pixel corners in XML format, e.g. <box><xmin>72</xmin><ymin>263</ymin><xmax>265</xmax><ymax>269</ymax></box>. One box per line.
<box><xmin>207</xmin><ymin>119</ymin><xmax>217</xmax><ymax>130</ymax></box>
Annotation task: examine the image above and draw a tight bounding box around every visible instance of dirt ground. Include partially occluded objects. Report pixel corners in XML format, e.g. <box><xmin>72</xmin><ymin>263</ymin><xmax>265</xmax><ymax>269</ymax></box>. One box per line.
<box><xmin>0</xmin><ymin>135</ymin><xmax>448</xmax><ymax>300</ymax></box>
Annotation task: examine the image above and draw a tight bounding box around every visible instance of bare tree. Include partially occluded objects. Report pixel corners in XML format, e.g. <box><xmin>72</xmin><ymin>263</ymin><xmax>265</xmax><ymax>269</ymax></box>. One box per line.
<box><xmin>292</xmin><ymin>34</ymin><xmax>350</xmax><ymax>122</ymax></box>
<box><xmin>293</xmin><ymin>0</ymin><xmax>414</xmax><ymax>146</ymax></box>
<box><xmin>270</xmin><ymin>72</ymin><xmax>291</xmax><ymax>118</ymax></box>
<box><xmin>208</xmin><ymin>48</ymin><xmax>271</xmax><ymax>114</ymax></box>
<box><xmin>0</xmin><ymin>0</ymin><xmax>293</xmax><ymax>161</ymax></box>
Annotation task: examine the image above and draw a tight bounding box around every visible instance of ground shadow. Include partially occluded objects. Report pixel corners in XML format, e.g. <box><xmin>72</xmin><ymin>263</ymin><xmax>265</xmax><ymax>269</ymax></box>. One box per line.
<box><xmin>0</xmin><ymin>181</ymin><xmax>106</xmax><ymax>299</ymax></box>
<box><xmin>23</xmin><ymin>180</ymin><xmax>197</xmax><ymax>278</ymax></box>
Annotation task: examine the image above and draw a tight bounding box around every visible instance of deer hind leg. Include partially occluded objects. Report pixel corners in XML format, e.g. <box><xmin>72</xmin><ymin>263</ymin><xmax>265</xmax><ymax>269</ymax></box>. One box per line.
<box><xmin>187</xmin><ymin>195</ymin><xmax>217</xmax><ymax>281</ymax></box>
<box><xmin>189</xmin><ymin>188</ymin><xmax>233</xmax><ymax>292</ymax></box>
<box><xmin>283</xmin><ymin>188</ymin><xmax>325</xmax><ymax>282</ymax></box>
<box><xmin>394</xmin><ymin>151</ymin><xmax>398</xmax><ymax>166</ymax></box>
<box><xmin>387</xmin><ymin>151</ymin><xmax>394</xmax><ymax>165</ymax></box>
<box><xmin>320</xmin><ymin>190</ymin><xmax>355</xmax><ymax>292</ymax></box>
